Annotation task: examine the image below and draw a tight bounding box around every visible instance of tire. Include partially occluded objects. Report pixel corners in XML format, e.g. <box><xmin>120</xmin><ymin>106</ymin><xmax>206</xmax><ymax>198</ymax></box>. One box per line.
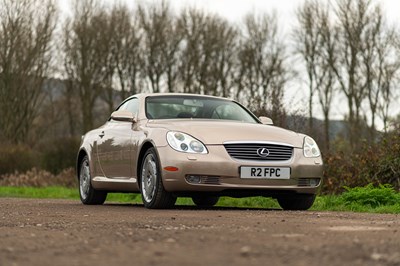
<box><xmin>277</xmin><ymin>194</ymin><xmax>316</xmax><ymax>211</ymax></box>
<box><xmin>140</xmin><ymin>148</ymin><xmax>176</xmax><ymax>209</ymax></box>
<box><xmin>192</xmin><ymin>196</ymin><xmax>219</xmax><ymax>208</ymax></box>
<box><xmin>78</xmin><ymin>155</ymin><xmax>107</xmax><ymax>205</ymax></box>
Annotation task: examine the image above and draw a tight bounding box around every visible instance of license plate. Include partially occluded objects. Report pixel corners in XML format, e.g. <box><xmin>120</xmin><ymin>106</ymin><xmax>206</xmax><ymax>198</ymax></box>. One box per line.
<box><xmin>240</xmin><ymin>167</ymin><xmax>290</xmax><ymax>179</ymax></box>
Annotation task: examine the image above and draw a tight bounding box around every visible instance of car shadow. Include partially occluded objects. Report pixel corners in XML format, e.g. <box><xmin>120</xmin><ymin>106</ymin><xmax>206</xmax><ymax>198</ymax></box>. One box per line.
<box><xmin>103</xmin><ymin>202</ymin><xmax>282</xmax><ymax>211</ymax></box>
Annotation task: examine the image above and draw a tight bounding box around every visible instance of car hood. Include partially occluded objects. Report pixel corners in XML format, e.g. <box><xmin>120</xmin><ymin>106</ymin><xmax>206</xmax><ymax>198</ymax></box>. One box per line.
<box><xmin>146</xmin><ymin>119</ymin><xmax>303</xmax><ymax>148</ymax></box>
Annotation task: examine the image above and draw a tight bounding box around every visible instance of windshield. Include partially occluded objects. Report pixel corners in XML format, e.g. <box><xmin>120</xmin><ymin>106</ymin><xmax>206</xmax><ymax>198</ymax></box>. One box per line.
<box><xmin>145</xmin><ymin>96</ymin><xmax>259</xmax><ymax>124</ymax></box>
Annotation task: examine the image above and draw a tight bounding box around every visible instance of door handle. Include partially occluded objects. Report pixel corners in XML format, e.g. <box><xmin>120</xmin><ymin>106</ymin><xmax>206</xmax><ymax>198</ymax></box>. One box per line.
<box><xmin>99</xmin><ymin>131</ymin><xmax>105</xmax><ymax>138</ymax></box>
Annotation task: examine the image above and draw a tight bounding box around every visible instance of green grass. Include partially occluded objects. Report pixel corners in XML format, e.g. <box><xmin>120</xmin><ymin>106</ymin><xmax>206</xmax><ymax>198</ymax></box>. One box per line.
<box><xmin>311</xmin><ymin>184</ymin><xmax>400</xmax><ymax>213</ymax></box>
<box><xmin>1</xmin><ymin>184</ymin><xmax>400</xmax><ymax>213</ymax></box>
<box><xmin>0</xmin><ymin>186</ymin><xmax>79</xmax><ymax>199</ymax></box>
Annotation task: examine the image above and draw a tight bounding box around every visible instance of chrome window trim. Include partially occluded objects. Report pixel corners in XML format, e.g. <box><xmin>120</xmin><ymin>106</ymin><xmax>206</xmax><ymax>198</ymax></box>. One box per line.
<box><xmin>223</xmin><ymin>140</ymin><xmax>294</xmax><ymax>148</ymax></box>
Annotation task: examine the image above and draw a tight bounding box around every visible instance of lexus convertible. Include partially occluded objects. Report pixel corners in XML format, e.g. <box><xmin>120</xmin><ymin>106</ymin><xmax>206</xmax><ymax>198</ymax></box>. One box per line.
<box><xmin>77</xmin><ymin>93</ymin><xmax>323</xmax><ymax>210</ymax></box>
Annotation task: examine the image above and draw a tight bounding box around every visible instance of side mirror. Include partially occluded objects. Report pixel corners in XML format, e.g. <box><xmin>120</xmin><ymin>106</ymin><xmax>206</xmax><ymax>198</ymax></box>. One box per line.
<box><xmin>259</xmin><ymin>116</ymin><xmax>273</xmax><ymax>125</ymax></box>
<box><xmin>111</xmin><ymin>110</ymin><xmax>136</xmax><ymax>123</ymax></box>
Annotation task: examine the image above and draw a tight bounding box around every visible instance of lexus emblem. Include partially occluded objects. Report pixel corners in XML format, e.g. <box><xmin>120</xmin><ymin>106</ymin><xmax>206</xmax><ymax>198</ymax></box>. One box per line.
<box><xmin>256</xmin><ymin>148</ymin><xmax>270</xmax><ymax>157</ymax></box>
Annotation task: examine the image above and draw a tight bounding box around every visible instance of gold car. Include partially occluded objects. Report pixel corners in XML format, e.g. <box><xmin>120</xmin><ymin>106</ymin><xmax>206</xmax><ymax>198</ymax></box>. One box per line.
<box><xmin>77</xmin><ymin>93</ymin><xmax>323</xmax><ymax>210</ymax></box>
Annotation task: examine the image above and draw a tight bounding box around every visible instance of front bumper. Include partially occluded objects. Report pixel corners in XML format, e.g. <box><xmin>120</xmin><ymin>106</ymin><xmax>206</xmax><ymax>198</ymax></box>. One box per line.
<box><xmin>157</xmin><ymin>145</ymin><xmax>323</xmax><ymax>196</ymax></box>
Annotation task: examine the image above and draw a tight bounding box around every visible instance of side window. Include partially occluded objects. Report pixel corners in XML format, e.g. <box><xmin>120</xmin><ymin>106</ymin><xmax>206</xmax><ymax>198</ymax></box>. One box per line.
<box><xmin>116</xmin><ymin>101</ymin><xmax>129</xmax><ymax>111</ymax></box>
<box><xmin>116</xmin><ymin>98</ymin><xmax>139</xmax><ymax>114</ymax></box>
<box><xmin>125</xmin><ymin>98</ymin><xmax>139</xmax><ymax>114</ymax></box>
<box><xmin>212</xmin><ymin>105</ymin><xmax>238</xmax><ymax>120</ymax></box>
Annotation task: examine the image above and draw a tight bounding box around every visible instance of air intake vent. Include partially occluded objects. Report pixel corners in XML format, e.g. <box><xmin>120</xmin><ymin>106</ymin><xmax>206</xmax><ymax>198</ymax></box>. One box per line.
<box><xmin>297</xmin><ymin>178</ymin><xmax>320</xmax><ymax>187</ymax></box>
<box><xmin>201</xmin><ymin>176</ymin><xmax>220</xmax><ymax>185</ymax></box>
<box><xmin>224</xmin><ymin>143</ymin><xmax>293</xmax><ymax>161</ymax></box>
<box><xmin>186</xmin><ymin>175</ymin><xmax>221</xmax><ymax>185</ymax></box>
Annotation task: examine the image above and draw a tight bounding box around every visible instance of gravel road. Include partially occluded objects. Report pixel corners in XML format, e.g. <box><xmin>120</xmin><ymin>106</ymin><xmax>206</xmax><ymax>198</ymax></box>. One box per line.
<box><xmin>1</xmin><ymin>198</ymin><xmax>399</xmax><ymax>266</ymax></box>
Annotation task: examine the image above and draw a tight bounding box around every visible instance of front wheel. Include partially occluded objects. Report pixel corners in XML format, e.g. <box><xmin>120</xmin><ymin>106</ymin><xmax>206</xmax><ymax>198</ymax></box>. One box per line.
<box><xmin>79</xmin><ymin>156</ymin><xmax>107</xmax><ymax>205</ymax></box>
<box><xmin>140</xmin><ymin>148</ymin><xmax>176</xmax><ymax>209</ymax></box>
<box><xmin>277</xmin><ymin>194</ymin><xmax>316</xmax><ymax>210</ymax></box>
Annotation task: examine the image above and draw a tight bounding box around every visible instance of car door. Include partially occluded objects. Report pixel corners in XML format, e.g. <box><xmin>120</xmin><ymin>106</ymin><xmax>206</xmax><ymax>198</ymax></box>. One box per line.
<box><xmin>96</xmin><ymin>98</ymin><xmax>139</xmax><ymax>179</ymax></box>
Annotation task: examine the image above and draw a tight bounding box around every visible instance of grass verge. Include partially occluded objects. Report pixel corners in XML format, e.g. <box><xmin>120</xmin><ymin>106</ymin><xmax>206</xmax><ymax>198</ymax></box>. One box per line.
<box><xmin>1</xmin><ymin>184</ymin><xmax>399</xmax><ymax>213</ymax></box>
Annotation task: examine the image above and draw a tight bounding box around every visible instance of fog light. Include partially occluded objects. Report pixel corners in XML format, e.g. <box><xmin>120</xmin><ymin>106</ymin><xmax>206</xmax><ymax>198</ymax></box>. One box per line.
<box><xmin>186</xmin><ymin>175</ymin><xmax>201</xmax><ymax>184</ymax></box>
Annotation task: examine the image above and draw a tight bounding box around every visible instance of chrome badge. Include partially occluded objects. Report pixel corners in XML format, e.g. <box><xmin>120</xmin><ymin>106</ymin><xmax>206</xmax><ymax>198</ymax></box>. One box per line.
<box><xmin>256</xmin><ymin>147</ymin><xmax>270</xmax><ymax>157</ymax></box>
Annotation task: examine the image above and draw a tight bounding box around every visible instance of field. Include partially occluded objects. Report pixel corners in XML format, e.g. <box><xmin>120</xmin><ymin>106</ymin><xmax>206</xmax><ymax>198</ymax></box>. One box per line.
<box><xmin>1</xmin><ymin>184</ymin><xmax>400</xmax><ymax>213</ymax></box>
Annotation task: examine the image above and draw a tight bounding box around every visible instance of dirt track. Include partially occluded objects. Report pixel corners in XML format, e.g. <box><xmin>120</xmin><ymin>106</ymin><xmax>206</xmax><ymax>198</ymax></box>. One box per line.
<box><xmin>1</xmin><ymin>198</ymin><xmax>400</xmax><ymax>266</ymax></box>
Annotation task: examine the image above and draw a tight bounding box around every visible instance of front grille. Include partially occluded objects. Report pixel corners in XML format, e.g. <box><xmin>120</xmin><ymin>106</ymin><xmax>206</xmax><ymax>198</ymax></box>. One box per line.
<box><xmin>224</xmin><ymin>143</ymin><xmax>293</xmax><ymax>161</ymax></box>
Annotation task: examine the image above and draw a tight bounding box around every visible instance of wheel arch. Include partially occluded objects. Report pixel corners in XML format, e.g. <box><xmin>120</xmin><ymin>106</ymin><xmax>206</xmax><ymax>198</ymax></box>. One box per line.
<box><xmin>136</xmin><ymin>141</ymin><xmax>156</xmax><ymax>184</ymax></box>
<box><xmin>76</xmin><ymin>149</ymin><xmax>88</xmax><ymax>180</ymax></box>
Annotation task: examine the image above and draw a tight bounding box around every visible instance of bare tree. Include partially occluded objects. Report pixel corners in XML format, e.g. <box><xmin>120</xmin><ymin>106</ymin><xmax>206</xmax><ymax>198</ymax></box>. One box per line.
<box><xmin>377</xmin><ymin>63</ymin><xmax>400</xmax><ymax>133</ymax></box>
<box><xmin>96</xmin><ymin>12</ymin><xmax>116</xmax><ymax>115</ymax></box>
<box><xmin>317</xmin><ymin>14</ymin><xmax>338</xmax><ymax>152</ymax></box>
<box><xmin>63</xmin><ymin>0</ymin><xmax>114</xmax><ymax>132</ymax></box>
<box><xmin>178</xmin><ymin>9</ymin><xmax>237</xmax><ymax>96</ymax></box>
<box><xmin>236</xmin><ymin>12</ymin><xmax>289</xmax><ymax>124</ymax></box>
<box><xmin>0</xmin><ymin>0</ymin><xmax>56</xmax><ymax>143</ymax></box>
<box><xmin>217</xmin><ymin>24</ymin><xmax>238</xmax><ymax>98</ymax></box>
<box><xmin>294</xmin><ymin>0</ymin><xmax>337</xmax><ymax>151</ymax></box>
<box><xmin>330</xmin><ymin>0</ymin><xmax>377</xmax><ymax>147</ymax></box>
<box><xmin>177</xmin><ymin>8</ymin><xmax>206</xmax><ymax>94</ymax></box>
<box><xmin>202</xmin><ymin>15</ymin><xmax>237</xmax><ymax>97</ymax></box>
<box><xmin>110</xmin><ymin>5</ymin><xmax>143</xmax><ymax>99</ymax></box>
<box><xmin>64</xmin><ymin>79</ymin><xmax>80</xmax><ymax>136</ymax></box>
<box><xmin>163</xmin><ymin>11</ymin><xmax>183</xmax><ymax>93</ymax></box>
<box><xmin>377</xmin><ymin>34</ymin><xmax>400</xmax><ymax>132</ymax></box>
<box><xmin>361</xmin><ymin>7</ymin><xmax>400</xmax><ymax>138</ymax></box>
<box><xmin>294</xmin><ymin>0</ymin><xmax>321</xmax><ymax>133</ymax></box>
<box><xmin>138</xmin><ymin>1</ymin><xmax>181</xmax><ymax>93</ymax></box>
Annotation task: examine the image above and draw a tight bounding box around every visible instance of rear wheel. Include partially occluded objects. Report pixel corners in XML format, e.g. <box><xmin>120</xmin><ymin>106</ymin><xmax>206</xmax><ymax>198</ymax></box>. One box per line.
<box><xmin>277</xmin><ymin>194</ymin><xmax>316</xmax><ymax>210</ymax></box>
<box><xmin>140</xmin><ymin>148</ymin><xmax>176</xmax><ymax>209</ymax></box>
<box><xmin>79</xmin><ymin>156</ymin><xmax>107</xmax><ymax>205</ymax></box>
<box><xmin>192</xmin><ymin>196</ymin><xmax>219</xmax><ymax>208</ymax></box>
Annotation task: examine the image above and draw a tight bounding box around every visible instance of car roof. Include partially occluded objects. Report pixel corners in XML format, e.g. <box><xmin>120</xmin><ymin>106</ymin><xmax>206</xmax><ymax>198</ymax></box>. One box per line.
<box><xmin>132</xmin><ymin>93</ymin><xmax>233</xmax><ymax>101</ymax></box>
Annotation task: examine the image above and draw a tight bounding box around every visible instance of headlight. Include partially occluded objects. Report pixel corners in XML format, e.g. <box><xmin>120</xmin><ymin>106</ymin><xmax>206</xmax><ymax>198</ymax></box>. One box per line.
<box><xmin>166</xmin><ymin>132</ymin><xmax>208</xmax><ymax>154</ymax></box>
<box><xmin>303</xmin><ymin>136</ymin><xmax>321</xmax><ymax>157</ymax></box>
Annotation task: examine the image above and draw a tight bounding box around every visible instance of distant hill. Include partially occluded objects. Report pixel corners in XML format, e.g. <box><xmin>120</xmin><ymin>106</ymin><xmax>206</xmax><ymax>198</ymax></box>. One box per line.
<box><xmin>285</xmin><ymin>115</ymin><xmax>348</xmax><ymax>140</ymax></box>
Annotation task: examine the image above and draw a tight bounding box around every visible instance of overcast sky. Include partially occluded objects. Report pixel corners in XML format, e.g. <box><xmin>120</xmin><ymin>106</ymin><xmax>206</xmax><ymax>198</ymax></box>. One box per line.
<box><xmin>59</xmin><ymin>0</ymin><xmax>400</xmax><ymax>23</ymax></box>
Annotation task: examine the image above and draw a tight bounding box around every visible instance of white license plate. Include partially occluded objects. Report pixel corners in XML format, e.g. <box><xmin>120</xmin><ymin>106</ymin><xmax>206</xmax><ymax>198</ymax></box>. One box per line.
<box><xmin>240</xmin><ymin>167</ymin><xmax>290</xmax><ymax>179</ymax></box>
